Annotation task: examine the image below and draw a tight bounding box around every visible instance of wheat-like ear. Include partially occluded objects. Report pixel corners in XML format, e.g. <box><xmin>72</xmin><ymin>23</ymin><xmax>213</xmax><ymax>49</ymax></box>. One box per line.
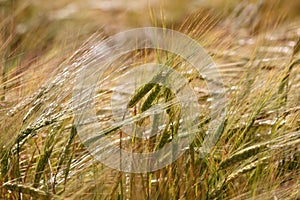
<box><xmin>33</xmin><ymin>124</ymin><xmax>62</xmax><ymax>188</ymax></box>
<box><xmin>210</xmin><ymin>156</ymin><xmax>269</xmax><ymax>199</ymax></box>
<box><xmin>141</xmin><ymin>84</ymin><xmax>161</xmax><ymax>112</ymax></box>
<box><xmin>127</xmin><ymin>83</ymin><xmax>156</xmax><ymax>109</ymax></box>
<box><xmin>278</xmin><ymin>58</ymin><xmax>300</xmax><ymax>106</ymax></box>
<box><xmin>219</xmin><ymin>142</ymin><xmax>268</xmax><ymax>169</ymax></box>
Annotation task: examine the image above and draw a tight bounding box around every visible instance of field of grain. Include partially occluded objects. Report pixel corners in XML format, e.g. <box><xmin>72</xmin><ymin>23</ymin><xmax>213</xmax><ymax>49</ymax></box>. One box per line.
<box><xmin>1</xmin><ymin>0</ymin><xmax>300</xmax><ymax>199</ymax></box>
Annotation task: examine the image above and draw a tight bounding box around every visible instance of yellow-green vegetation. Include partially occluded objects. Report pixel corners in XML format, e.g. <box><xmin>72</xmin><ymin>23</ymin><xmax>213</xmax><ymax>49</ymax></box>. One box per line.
<box><xmin>1</xmin><ymin>0</ymin><xmax>300</xmax><ymax>199</ymax></box>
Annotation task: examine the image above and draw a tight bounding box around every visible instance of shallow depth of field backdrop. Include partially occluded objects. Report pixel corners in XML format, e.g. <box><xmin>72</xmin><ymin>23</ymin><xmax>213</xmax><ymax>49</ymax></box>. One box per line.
<box><xmin>1</xmin><ymin>0</ymin><xmax>300</xmax><ymax>199</ymax></box>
